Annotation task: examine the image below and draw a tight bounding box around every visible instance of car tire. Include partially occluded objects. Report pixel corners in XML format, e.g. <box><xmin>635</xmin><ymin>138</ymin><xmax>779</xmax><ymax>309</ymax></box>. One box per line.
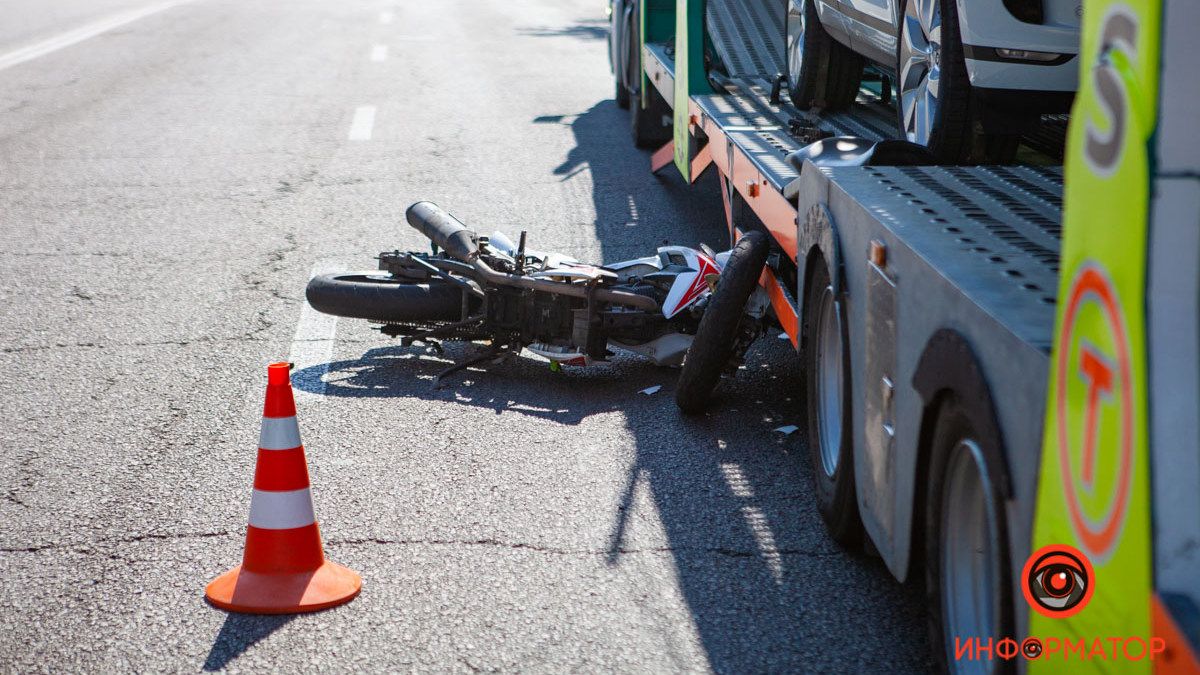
<box><xmin>923</xmin><ymin>396</ymin><xmax>1015</xmax><ymax>673</ymax></box>
<box><xmin>785</xmin><ymin>0</ymin><xmax>864</xmax><ymax>111</ymax></box>
<box><xmin>977</xmin><ymin>131</ymin><xmax>1020</xmax><ymax>164</ymax></box>
<box><xmin>803</xmin><ymin>258</ymin><xmax>863</xmax><ymax>546</ymax></box>
<box><xmin>895</xmin><ymin>0</ymin><xmax>975</xmax><ymax>163</ymax></box>
<box><xmin>674</xmin><ymin>231</ymin><xmax>770</xmax><ymax>414</ymax></box>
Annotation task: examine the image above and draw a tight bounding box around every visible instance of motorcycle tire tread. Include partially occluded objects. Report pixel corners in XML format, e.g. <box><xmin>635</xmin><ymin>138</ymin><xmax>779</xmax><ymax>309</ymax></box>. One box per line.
<box><xmin>674</xmin><ymin>231</ymin><xmax>770</xmax><ymax>414</ymax></box>
<box><xmin>305</xmin><ymin>272</ymin><xmax>466</xmax><ymax>323</ymax></box>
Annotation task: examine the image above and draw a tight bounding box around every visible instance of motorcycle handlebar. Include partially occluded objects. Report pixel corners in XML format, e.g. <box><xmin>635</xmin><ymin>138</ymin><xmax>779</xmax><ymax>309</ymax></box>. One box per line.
<box><xmin>403</xmin><ymin>201</ymin><xmax>660</xmax><ymax>313</ymax></box>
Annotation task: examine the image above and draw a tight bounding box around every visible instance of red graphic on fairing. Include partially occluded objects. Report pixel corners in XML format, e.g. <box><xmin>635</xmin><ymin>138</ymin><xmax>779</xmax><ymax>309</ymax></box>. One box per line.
<box><xmin>663</xmin><ymin>252</ymin><xmax>721</xmax><ymax>318</ymax></box>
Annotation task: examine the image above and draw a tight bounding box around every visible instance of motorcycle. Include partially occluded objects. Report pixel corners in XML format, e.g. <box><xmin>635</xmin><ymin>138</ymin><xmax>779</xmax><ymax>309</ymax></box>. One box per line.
<box><xmin>306</xmin><ymin>138</ymin><xmax>931</xmax><ymax>402</ymax></box>
<box><xmin>305</xmin><ymin>202</ymin><xmax>769</xmax><ymax>386</ymax></box>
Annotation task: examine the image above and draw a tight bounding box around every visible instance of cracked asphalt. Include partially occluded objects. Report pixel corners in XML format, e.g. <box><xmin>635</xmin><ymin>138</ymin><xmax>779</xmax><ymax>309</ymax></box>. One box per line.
<box><xmin>0</xmin><ymin>0</ymin><xmax>933</xmax><ymax>671</ymax></box>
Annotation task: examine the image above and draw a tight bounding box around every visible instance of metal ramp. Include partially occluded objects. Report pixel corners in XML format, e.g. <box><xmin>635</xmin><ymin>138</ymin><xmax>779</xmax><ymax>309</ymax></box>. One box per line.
<box><xmin>706</xmin><ymin>0</ymin><xmax>785</xmax><ymax>78</ymax></box>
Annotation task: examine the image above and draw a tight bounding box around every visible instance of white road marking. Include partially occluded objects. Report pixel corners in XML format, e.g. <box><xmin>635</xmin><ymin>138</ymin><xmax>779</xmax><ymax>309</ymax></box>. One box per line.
<box><xmin>379</xmin><ymin>11</ymin><xmax>394</xmax><ymax>24</ymax></box>
<box><xmin>0</xmin><ymin>0</ymin><xmax>196</xmax><ymax>73</ymax></box>
<box><xmin>348</xmin><ymin>105</ymin><xmax>376</xmax><ymax>141</ymax></box>
<box><xmin>370</xmin><ymin>44</ymin><xmax>388</xmax><ymax>62</ymax></box>
<box><xmin>289</xmin><ymin>262</ymin><xmax>343</xmax><ymax>403</ymax></box>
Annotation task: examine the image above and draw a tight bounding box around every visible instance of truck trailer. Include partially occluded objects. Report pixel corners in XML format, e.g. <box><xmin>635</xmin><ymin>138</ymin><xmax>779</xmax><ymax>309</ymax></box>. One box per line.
<box><xmin>609</xmin><ymin>0</ymin><xmax>1200</xmax><ymax>671</ymax></box>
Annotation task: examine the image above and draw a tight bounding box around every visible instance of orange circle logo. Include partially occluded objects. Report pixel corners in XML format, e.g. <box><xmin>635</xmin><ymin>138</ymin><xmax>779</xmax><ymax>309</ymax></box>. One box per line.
<box><xmin>1055</xmin><ymin>265</ymin><xmax>1134</xmax><ymax>559</ymax></box>
<box><xmin>1022</xmin><ymin>544</ymin><xmax>1095</xmax><ymax>618</ymax></box>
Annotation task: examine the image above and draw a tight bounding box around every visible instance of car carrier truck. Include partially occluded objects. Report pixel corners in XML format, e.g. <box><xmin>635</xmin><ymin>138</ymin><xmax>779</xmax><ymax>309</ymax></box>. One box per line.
<box><xmin>608</xmin><ymin>0</ymin><xmax>1200</xmax><ymax>671</ymax></box>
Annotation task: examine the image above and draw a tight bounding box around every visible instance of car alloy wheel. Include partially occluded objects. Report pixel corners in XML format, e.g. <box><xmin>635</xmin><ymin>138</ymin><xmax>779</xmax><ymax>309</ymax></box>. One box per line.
<box><xmin>785</xmin><ymin>0</ymin><xmax>807</xmax><ymax>96</ymax></box>
<box><xmin>898</xmin><ymin>0</ymin><xmax>943</xmax><ymax>146</ymax></box>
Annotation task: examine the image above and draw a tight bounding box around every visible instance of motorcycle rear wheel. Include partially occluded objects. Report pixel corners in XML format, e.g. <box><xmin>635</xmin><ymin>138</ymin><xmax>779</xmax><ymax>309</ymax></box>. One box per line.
<box><xmin>305</xmin><ymin>273</ymin><xmax>468</xmax><ymax>323</ymax></box>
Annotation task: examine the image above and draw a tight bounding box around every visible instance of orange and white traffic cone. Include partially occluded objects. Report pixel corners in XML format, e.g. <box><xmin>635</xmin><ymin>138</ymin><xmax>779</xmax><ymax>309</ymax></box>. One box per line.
<box><xmin>205</xmin><ymin>362</ymin><xmax>361</xmax><ymax>614</ymax></box>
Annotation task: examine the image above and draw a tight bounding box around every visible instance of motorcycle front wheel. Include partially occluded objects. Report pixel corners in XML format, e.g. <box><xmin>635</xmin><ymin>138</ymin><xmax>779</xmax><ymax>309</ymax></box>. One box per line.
<box><xmin>305</xmin><ymin>273</ymin><xmax>470</xmax><ymax>323</ymax></box>
<box><xmin>674</xmin><ymin>231</ymin><xmax>770</xmax><ymax>414</ymax></box>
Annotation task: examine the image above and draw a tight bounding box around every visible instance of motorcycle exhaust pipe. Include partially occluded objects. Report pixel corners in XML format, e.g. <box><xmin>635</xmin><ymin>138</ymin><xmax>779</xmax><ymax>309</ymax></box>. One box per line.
<box><xmin>406</xmin><ymin>201</ymin><xmax>480</xmax><ymax>261</ymax></box>
<box><xmin>405</xmin><ymin>202</ymin><xmax>659</xmax><ymax>312</ymax></box>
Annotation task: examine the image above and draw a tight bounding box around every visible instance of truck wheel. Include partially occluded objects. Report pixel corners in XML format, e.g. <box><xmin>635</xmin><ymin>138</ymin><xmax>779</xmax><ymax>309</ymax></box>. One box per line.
<box><xmin>803</xmin><ymin>259</ymin><xmax>862</xmax><ymax>546</ymax></box>
<box><xmin>895</xmin><ymin>0</ymin><xmax>973</xmax><ymax>163</ymax></box>
<box><xmin>675</xmin><ymin>231</ymin><xmax>770</xmax><ymax>414</ymax></box>
<box><xmin>924</xmin><ymin>397</ymin><xmax>1014</xmax><ymax>673</ymax></box>
<box><xmin>615</xmin><ymin>75</ymin><xmax>631</xmax><ymax>110</ymax></box>
<box><xmin>629</xmin><ymin>2</ymin><xmax>672</xmax><ymax>148</ymax></box>
<box><xmin>785</xmin><ymin>0</ymin><xmax>863</xmax><ymax>111</ymax></box>
<box><xmin>613</xmin><ymin>2</ymin><xmax>633</xmax><ymax>109</ymax></box>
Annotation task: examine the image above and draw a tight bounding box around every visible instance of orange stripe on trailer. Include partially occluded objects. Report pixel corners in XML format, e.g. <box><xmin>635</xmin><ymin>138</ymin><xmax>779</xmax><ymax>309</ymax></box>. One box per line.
<box><xmin>693</xmin><ymin>104</ymin><xmax>798</xmax><ymax>261</ymax></box>
<box><xmin>761</xmin><ymin>267</ymin><xmax>799</xmax><ymax>348</ymax></box>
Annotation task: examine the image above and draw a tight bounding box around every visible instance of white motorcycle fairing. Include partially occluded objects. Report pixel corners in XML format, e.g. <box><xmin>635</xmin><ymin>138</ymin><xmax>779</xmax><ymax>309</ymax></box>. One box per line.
<box><xmin>658</xmin><ymin>246</ymin><xmax>722</xmax><ymax>319</ymax></box>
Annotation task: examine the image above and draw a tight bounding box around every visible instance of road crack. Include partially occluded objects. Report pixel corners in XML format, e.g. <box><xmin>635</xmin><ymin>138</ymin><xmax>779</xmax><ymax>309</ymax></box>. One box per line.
<box><xmin>0</xmin><ymin>530</ymin><xmax>230</xmax><ymax>555</ymax></box>
<box><xmin>327</xmin><ymin>537</ymin><xmax>841</xmax><ymax>558</ymax></box>
<box><xmin>1</xmin><ymin>335</ymin><xmax>271</xmax><ymax>354</ymax></box>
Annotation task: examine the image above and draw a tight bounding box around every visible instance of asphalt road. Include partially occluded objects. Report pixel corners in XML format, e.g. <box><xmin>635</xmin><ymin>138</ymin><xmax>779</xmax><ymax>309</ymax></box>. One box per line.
<box><xmin>0</xmin><ymin>0</ymin><xmax>933</xmax><ymax>671</ymax></box>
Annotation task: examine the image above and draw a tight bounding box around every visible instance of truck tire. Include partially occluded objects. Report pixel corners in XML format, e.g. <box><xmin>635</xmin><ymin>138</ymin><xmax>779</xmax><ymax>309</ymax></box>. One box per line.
<box><xmin>629</xmin><ymin>2</ymin><xmax>672</xmax><ymax>148</ymax></box>
<box><xmin>631</xmin><ymin>84</ymin><xmax>672</xmax><ymax>148</ymax></box>
<box><xmin>923</xmin><ymin>396</ymin><xmax>1014</xmax><ymax>674</ymax></box>
<box><xmin>616</xmin><ymin>75</ymin><xmax>632</xmax><ymax>110</ymax></box>
<box><xmin>785</xmin><ymin>0</ymin><xmax>864</xmax><ymax>111</ymax></box>
<box><xmin>803</xmin><ymin>259</ymin><xmax>863</xmax><ymax>546</ymax></box>
<box><xmin>305</xmin><ymin>273</ymin><xmax>467</xmax><ymax>323</ymax></box>
<box><xmin>675</xmin><ymin>231</ymin><xmax>769</xmax><ymax>414</ymax></box>
<box><xmin>613</xmin><ymin>3</ymin><xmax>634</xmax><ymax>109</ymax></box>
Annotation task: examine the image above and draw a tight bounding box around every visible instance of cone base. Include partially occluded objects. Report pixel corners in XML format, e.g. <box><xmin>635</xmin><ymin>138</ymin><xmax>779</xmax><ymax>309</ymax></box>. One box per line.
<box><xmin>205</xmin><ymin>560</ymin><xmax>361</xmax><ymax>614</ymax></box>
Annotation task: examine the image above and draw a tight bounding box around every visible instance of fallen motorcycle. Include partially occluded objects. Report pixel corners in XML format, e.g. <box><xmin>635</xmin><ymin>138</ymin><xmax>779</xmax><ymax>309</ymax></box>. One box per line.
<box><xmin>304</xmin><ymin>202</ymin><xmax>771</xmax><ymax>387</ymax></box>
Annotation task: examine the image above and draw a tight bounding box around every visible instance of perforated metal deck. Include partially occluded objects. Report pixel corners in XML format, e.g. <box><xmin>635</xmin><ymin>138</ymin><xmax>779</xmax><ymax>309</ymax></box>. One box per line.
<box><xmin>819</xmin><ymin>163</ymin><xmax>1064</xmax><ymax>348</ymax></box>
<box><xmin>693</xmin><ymin>77</ymin><xmax>898</xmax><ymax>197</ymax></box>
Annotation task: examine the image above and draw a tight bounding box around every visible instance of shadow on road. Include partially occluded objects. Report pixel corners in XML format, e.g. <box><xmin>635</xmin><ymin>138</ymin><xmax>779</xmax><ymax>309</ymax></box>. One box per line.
<box><xmin>533</xmin><ymin>99</ymin><xmax>935</xmax><ymax>671</ymax></box>
<box><xmin>294</xmin><ymin>344</ymin><xmax>674</xmax><ymax>425</ymax></box>
<box><xmin>515</xmin><ymin>19</ymin><xmax>608</xmax><ymax>41</ymax></box>
<box><xmin>202</xmin><ymin>614</ymin><xmax>295</xmax><ymax>671</ymax></box>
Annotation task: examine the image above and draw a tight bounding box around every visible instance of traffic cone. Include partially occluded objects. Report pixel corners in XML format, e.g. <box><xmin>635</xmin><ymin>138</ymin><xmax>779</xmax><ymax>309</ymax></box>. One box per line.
<box><xmin>205</xmin><ymin>362</ymin><xmax>361</xmax><ymax>614</ymax></box>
